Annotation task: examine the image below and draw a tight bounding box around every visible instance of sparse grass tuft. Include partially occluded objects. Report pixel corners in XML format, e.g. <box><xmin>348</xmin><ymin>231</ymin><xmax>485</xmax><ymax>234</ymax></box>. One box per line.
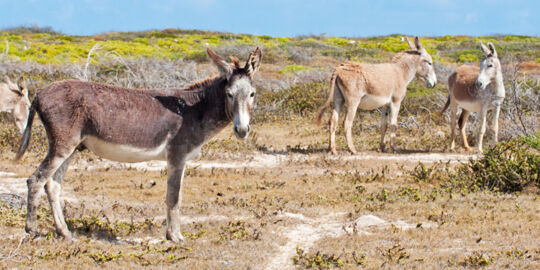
<box><xmin>66</xmin><ymin>216</ymin><xmax>157</xmax><ymax>239</ymax></box>
<box><xmin>292</xmin><ymin>246</ymin><xmax>368</xmax><ymax>268</ymax></box>
<box><xmin>461</xmin><ymin>252</ymin><xmax>492</xmax><ymax>267</ymax></box>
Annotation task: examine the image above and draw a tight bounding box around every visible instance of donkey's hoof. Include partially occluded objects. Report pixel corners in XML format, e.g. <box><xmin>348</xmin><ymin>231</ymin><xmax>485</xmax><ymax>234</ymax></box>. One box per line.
<box><xmin>58</xmin><ymin>230</ymin><xmax>73</xmax><ymax>241</ymax></box>
<box><xmin>25</xmin><ymin>225</ymin><xmax>40</xmax><ymax>237</ymax></box>
<box><xmin>330</xmin><ymin>149</ymin><xmax>338</xmax><ymax>155</ymax></box>
<box><xmin>166</xmin><ymin>231</ymin><xmax>185</xmax><ymax>243</ymax></box>
<box><xmin>348</xmin><ymin>149</ymin><xmax>357</xmax><ymax>155</ymax></box>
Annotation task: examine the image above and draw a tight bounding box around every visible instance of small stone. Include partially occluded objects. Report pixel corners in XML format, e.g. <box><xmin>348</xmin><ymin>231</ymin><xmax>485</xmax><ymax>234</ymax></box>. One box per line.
<box><xmin>144</xmin><ymin>180</ymin><xmax>156</xmax><ymax>189</ymax></box>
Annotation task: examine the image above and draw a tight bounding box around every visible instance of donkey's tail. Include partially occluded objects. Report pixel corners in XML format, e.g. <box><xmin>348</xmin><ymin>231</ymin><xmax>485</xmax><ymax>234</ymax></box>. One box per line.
<box><xmin>316</xmin><ymin>72</ymin><xmax>338</xmax><ymax>125</ymax></box>
<box><xmin>440</xmin><ymin>94</ymin><xmax>451</xmax><ymax>114</ymax></box>
<box><xmin>14</xmin><ymin>99</ymin><xmax>37</xmax><ymax>162</ymax></box>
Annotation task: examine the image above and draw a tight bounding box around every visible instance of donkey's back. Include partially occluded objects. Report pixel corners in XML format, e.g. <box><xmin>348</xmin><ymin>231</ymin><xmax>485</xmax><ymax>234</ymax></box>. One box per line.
<box><xmin>19</xmin><ymin>80</ymin><xmax>184</xmax><ymax>162</ymax></box>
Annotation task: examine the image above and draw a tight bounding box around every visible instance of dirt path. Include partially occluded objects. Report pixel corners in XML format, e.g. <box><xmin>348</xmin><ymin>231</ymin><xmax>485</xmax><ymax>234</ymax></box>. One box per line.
<box><xmin>70</xmin><ymin>151</ymin><xmax>476</xmax><ymax>172</ymax></box>
<box><xmin>266</xmin><ymin>212</ymin><xmax>437</xmax><ymax>269</ymax></box>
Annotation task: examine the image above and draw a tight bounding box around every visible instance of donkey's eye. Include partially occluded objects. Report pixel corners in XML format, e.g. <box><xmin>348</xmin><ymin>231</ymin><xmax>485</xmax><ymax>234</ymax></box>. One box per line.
<box><xmin>250</xmin><ymin>92</ymin><xmax>255</xmax><ymax>98</ymax></box>
<box><xmin>227</xmin><ymin>93</ymin><xmax>233</xmax><ymax>99</ymax></box>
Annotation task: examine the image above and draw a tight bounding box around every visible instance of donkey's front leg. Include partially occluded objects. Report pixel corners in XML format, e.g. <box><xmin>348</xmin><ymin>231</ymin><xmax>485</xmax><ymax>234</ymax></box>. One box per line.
<box><xmin>165</xmin><ymin>161</ymin><xmax>186</xmax><ymax>242</ymax></box>
<box><xmin>476</xmin><ymin>106</ymin><xmax>488</xmax><ymax>153</ymax></box>
<box><xmin>388</xmin><ymin>101</ymin><xmax>401</xmax><ymax>152</ymax></box>
<box><xmin>491</xmin><ymin>105</ymin><xmax>501</xmax><ymax>144</ymax></box>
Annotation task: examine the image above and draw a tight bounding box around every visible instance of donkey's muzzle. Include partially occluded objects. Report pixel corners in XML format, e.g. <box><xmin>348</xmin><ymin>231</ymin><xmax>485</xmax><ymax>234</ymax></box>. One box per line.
<box><xmin>234</xmin><ymin>125</ymin><xmax>250</xmax><ymax>139</ymax></box>
<box><xmin>475</xmin><ymin>81</ymin><xmax>484</xmax><ymax>89</ymax></box>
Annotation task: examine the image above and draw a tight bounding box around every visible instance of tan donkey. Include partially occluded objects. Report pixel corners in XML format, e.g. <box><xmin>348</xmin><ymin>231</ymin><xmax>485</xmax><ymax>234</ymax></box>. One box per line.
<box><xmin>0</xmin><ymin>76</ymin><xmax>31</xmax><ymax>133</ymax></box>
<box><xmin>441</xmin><ymin>42</ymin><xmax>505</xmax><ymax>153</ymax></box>
<box><xmin>317</xmin><ymin>37</ymin><xmax>437</xmax><ymax>154</ymax></box>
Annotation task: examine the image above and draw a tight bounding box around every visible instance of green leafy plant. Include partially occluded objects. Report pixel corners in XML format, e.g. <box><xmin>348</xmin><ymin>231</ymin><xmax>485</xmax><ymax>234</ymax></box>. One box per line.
<box><xmin>452</xmin><ymin>136</ymin><xmax>539</xmax><ymax>192</ymax></box>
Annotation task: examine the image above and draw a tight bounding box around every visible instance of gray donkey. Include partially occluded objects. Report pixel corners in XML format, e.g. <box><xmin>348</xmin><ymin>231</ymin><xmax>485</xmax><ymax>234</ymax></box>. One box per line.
<box><xmin>15</xmin><ymin>47</ymin><xmax>262</xmax><ymax>242</ymax></box>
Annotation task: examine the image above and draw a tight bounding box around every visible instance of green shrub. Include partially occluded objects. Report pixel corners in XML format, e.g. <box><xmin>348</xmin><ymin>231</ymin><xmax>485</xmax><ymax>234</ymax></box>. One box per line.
<box><xmin>453</xmin><ymin>136</ymin><xmax>539</xmax><ymax>192</ymax></box>
<box><xmin>257</xmin><ymin>81</ymin><xmax>327</xmax><ymax>117</ymax></box>
<box><xmin>521</xmin><ymin>132</ymin><xmax>540</xmax><ymax>150</ymax></box>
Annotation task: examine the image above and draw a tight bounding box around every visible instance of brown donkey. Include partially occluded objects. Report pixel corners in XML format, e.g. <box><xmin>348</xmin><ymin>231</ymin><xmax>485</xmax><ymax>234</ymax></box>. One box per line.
<box><xmin>15</xmin><ymin>48</ymin><xmax>262</xmax><ymax>242</ymax></box>
<box><xmin>0</xmin><ymin>76</ymin><xmax>31</xmax><ymax>133</ymax></box>
<box><xmin>317</xmin><ymin>37</ymin><xmax>437</xmax><ymax>154</ymax></box>
<box><xmin>441</xmin><ymin>42</ymin><xmax>504</xmax><ymax>153</ymax></box>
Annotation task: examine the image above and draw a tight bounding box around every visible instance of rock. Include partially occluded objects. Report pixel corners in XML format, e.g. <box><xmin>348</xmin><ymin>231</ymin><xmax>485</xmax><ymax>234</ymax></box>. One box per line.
<box><xmin>144</xmin><ymin>180</ymin><xmax>156</xmax><ymax>189</ymax></box>
<box><xmin>354</xmin><ymin>215</ymin><xmax>386</xmax><ymax>227</ymax></box>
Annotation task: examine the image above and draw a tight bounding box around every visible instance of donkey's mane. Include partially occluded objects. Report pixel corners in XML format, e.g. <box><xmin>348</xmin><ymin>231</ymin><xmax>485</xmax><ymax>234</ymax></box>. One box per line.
<box><xmin>184</xmin><ymin>76</ymin><xmax>221</xmax><ymax>91</ymax></box>
<box><xmin>392</xmin><ymin>50</ymin><xmax>421</xmax><ymax>63</ymax></box>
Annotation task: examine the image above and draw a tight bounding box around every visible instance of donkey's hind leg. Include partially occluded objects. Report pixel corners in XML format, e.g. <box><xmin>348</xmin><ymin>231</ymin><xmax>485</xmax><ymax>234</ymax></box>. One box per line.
<box><xmin>343</xmin><ymin>99</ymin><xmax>360</xmax><ymax>154</ymax></box>
<box><xmin>26</xmin><ymin>149</ymin><xmax>75</xmax><ymax>239</ymax></box>
<box><xmin>449</xmin><ymin>102</ymin><xmax>458</xmax><ymax>151</ymax></box>
<box><xmin>379</xmin><ymin>106</ymin><xmax>389</xmax><ymax>152</ymax></box>
<box><xmin>45</xmin><ymin>153</ymin><xmax>75</xmax><ymax>239</ymax></box>
<box><xmin>458</xmin><ymin>109</ymin><xmax>471</xmax><ymax>150</ymax></box>
<box><xmin>329</xmin><ymin>88</ymin><xmax>345</xmax><ymax>155</ymax></box>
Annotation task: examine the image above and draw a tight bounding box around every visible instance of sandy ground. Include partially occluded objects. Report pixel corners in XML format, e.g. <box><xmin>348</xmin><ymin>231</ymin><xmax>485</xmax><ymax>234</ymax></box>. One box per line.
<box><xmin>0</xmin><ymin>151</ymin><xmax>479</xmax><ymax>269</ymax></box>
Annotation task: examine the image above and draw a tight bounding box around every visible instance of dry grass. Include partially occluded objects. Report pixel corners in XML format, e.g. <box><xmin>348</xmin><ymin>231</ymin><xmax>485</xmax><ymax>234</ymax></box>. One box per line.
<box><xmin>0</xmin><ymin>116</ymin><xmax>538</xmax><ymax>269</ymax></box>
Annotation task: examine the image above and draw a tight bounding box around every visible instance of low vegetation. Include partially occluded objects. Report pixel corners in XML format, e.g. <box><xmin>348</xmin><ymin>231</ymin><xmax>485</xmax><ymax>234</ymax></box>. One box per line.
<box><xmin>0</xmin><ymin>28</ymin><xmax>538</xmax><ymax>269</ymax></box>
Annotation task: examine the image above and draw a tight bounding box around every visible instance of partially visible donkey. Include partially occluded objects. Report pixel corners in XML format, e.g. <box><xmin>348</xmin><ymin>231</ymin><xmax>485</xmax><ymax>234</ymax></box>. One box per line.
<box><xmin>15</xmin><ymin>48</ymin><xmax>262</xmax><ymax>242</ymax></box>
<box><xmin>0</xmin><ymin>76</ymin><xmax>30</xmax><ymax>133</ymax></box>
<box><xmin>441</xmin><ymin>42</ymin><xmax>505</xmax><ymax>153</ymax></box>
<box><xmin>317</xmin><ymin>37</ymin><xmax>437</xmax><ymax>154</ymax></box>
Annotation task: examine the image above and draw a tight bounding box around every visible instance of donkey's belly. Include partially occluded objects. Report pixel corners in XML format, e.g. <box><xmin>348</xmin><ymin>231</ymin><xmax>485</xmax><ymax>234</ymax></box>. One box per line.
<box><xmin>358</xmin><ymin>94</ymin><xmax>391</xmax><ymax>110</ymax></box>
<box><xmin>82</xmin><ymin>136</ymin><xmax>168</xmax><ymax>163</ymax></box>
<box><xmin>459</xmin><ymin>101</ymin><xmax>483</xmax><ymax>113</ymax></box>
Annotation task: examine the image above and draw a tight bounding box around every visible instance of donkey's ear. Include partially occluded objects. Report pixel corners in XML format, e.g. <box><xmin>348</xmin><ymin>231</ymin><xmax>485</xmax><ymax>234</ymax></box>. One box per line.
<box><xmin>405</xmin><ymin>37</ymin><xmax>416</xmax><ymax>50</ymax></box>
<box><xmin>245</xmin><ymin>47</ymin><xmax>262</xmax><ymax>78</ymax></box>
<box><xmin>414</xmin><ymin>37</ymin><xmax>423</xmax><ymax>51</ymax></box>
<box><xmin>487</xmin><ymin>42</ymin><xmax>498</xmax><ymax>58</ymax></box>
<box><xmin>229</xmin><ymin>56</ymin><xmax>241</xmax><ymax>69</ymax></box>
<box><xmin>207</xmin><ymin>48</ymin><xmax>233</xmax><ymax>81</ymax></box>
<box><xmin>5</xmin><ymin>76</ymin><xmax>19</xmax><ymax>90</ymax></box>
<box><xmin>17</xmin><ymin>76</ymin><xmax>28</xmax><ymax>97</ymax></box>
<box><xmin>479</xmin><ymin>42</ymin><xmax>492</xmax><ymax>57</ymax></box>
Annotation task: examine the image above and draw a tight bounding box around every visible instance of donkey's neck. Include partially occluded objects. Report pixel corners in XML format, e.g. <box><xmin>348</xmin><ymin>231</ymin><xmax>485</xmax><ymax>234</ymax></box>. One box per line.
<box><xmin>154</xmin><ymin>76</ymin><xmax>231</xmax><ymax>142</ymax></box>
<box><xmin>492</xmin><ymin>72</ymin><xmax>505</xmax><ymax>98</ymax></box>
<box><xmin>183</xmin><ymin>77</ymin><xmax>231</xmax><ymax>137</ymax></box>
<box><xmin>393</xmin><ymin>54</ymin><xmax>419</xmax><ymax>87</ymax></box>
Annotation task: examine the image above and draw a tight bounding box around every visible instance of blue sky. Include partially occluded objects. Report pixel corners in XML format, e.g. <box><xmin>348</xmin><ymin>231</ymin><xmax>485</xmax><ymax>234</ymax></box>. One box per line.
<box><xmin>0</xmin><ymin>0</ymin><xmax>538</xmax><ymax>37</ymax></box>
